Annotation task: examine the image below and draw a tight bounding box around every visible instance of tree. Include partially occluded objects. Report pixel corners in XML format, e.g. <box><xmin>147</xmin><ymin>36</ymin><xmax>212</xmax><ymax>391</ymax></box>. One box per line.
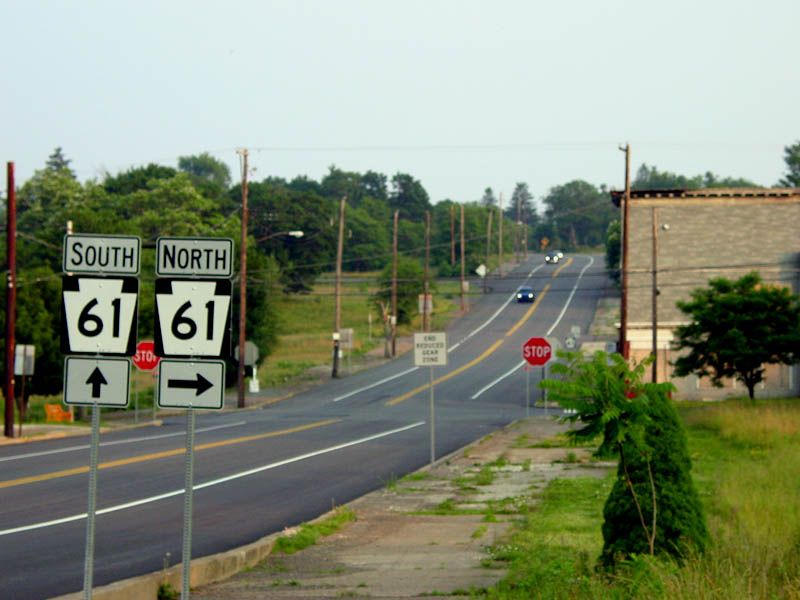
<box><xmin>542</xmin><ymin>351</ymin><xmax>707</xmax><ymax>567</ymax></box>
<box><xmin>541</xmin><ymin>180</ymin><xmax>614</xmax><ymax>250</ymax></box>
<box><xmin>605</xmin><ymin>219</ymin><xmax>621</xmax><ymax>286</ymax></box>
<box><xmin>103</xmin><ymin>163</ymin><xmax>177</xmax><ymax>195</ymax></box>
<box><xmin>480</xmin><ymin>187</ymin><xmax>496</xmax><ymax>208</ymax></box>
<box><xmin>779</xmin><ymin>140</ymin><xmax>800</xmax><ymax>187</ymax></box>
<box><xmin>389</xmin><ymin>173</ymin><xmax>431</xmax><ymax>222</ymax></box>
<box><xmin>374</xmin><ymin>256</ymin><xmax>424</xmax><ymax>325</ymax></box>
<box><xmin>673</xmin><ymin>272</ymin><xmax>800</xmax><ymax>400</ymax></box>
<box><xmin>178</xmin><ymin>152</ymin><xmax>231</xmax><ymax>198</ymax></box>
<box><xmin>45</xmin><ymin>147</ymin><xmax>75</xmax><ymax>178</ymax></box>
<box><xmin>634</xmin><ymin>164</ymin><xmax>759</xmax><ymax>190</ymax></box>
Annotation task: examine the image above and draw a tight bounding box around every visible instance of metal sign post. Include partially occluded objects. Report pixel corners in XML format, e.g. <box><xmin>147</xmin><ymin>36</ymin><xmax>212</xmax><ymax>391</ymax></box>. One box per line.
<box><xmin>525</xmin><ymin>366</ymin><xmax>531</xmax><ymax>417</ymax></box>
<box><xmin>83</xmin><ymin>404</ymin><xmax>101</xmax><ymax>600</ymax></box>
<box><xmin>181</xmin><ymin>408</ymin><xmax>196</xmax><ymax>600</ymax></box>
<box><xmin>413</xmin><ymin>332</ymin><xmax>447</xmax><ymax>465</ymax></box>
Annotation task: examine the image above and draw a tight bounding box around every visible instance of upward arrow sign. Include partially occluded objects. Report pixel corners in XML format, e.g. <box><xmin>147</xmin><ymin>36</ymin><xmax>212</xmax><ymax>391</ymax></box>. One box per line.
<box><xmin>85</xmin><ymin>368</ymin><xmax>108</xmax><ymax>398</ymax></box>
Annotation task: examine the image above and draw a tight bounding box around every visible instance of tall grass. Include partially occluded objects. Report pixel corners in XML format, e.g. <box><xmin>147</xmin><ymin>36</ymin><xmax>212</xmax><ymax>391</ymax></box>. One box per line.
<box><xmin>484</xmin><ymin>398</ymin><xmax>800</xmax><ymax>599</ymax></box>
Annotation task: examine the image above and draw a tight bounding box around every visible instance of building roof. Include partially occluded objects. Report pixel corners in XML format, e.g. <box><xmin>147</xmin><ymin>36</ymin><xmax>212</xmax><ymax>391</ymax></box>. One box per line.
<box><xmin>609</xmin><ymin>187</ymin><xmax>800</xmax><ymax>207</ymax></box>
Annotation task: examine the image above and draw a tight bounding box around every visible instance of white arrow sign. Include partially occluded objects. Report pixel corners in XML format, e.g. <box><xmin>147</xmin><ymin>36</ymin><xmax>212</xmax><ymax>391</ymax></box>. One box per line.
<box><xmin>158</xmin><ymin>359</ymin><xmax>225</xmax><ymax>409</ymax></box>
<box><xmin>155</xmin><ymin>278</ymin><xmax>232</xmax><ymax>357</ymax></box>
<box><xmin>63</xmin><ymin>357</ymin><xmax>130</xmax><ymax>407</ymax></box>
<box><xmin>61</xmin><ymin>276</ymin><xmax>139</xmax><ymax>355</ymax></box>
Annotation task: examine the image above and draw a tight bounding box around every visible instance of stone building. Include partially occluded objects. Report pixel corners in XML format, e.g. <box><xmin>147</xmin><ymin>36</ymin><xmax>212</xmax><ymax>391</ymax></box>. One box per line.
<box><xmin>612</xmin><ymin>187</ymin><xmax>800</xmax><ymax>399</ymax></box>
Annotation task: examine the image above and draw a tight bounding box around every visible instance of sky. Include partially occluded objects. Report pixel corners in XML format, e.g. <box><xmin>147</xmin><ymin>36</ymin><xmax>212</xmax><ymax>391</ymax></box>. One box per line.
<box><xmin>2</xmin><ymin>0</ymin><xmax>799</xmax><ymax>206</ymax></box>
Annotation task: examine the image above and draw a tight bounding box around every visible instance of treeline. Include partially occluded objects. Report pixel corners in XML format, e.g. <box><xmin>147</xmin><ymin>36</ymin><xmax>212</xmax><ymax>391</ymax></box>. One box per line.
<box><xmin>1</xmin><ymin>148</ymin><xmax>618</xmax><ymax>394</ymax></box>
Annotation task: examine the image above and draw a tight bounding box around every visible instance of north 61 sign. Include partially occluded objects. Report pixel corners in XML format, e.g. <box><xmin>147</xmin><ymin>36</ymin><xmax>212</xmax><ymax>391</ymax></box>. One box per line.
<box><xmin>155</xmin><ymin>278</ymin><xmax>232</xmax><ymax>358</ymax></box>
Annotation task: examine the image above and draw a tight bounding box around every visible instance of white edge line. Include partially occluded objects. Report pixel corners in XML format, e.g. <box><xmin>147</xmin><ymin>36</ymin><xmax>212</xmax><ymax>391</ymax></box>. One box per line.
<box><xmin>0</xmin><ymin>421</ymin><xmax>426</xmax><ymax>537</ymax></box>
<box><xmin>471</xmin><ymin>255</ymin><xmax>595</xmax><ymax>400</ymax></box>
<box><xmin>545</xmin><ymin>256</ymin><xmax>595</xmax><ymax>336</ymax></box>
<box><xmin>471</xmin><ymin>361</ymin><xmax>526</xmax><ymax>399</ymax></box>
<box><xmin>0</xmin><ymin>421</ymin><xmax>248</xmax><ymax>463</ymax></box>
<box><xmin>332</xmin><ymin>367</ymin><xmax>419</xmax><ymax>402</ymax></box>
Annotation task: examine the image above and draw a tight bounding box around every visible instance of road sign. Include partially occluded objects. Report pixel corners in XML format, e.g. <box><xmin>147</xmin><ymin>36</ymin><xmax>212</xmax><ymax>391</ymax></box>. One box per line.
<box><xmin>414</xmin><ymin>332</ymin><xmax>448</xmax><ymax>367</ymax></box>
<box><xmin>61</xmin><ymin>276</ymin><xmax>139</xmax><ymax>355</ymax></box>
<box><xmin>233</xmin><ymin>340</ymin><xmax>260</xmax><ymax>366</ymax></box>
<box><xmin>475</xmin><ymin>264</ymin><xmax>487</xmax><ymax>278</ymax></box>
<box><xmin>154</xmin><ymin>278</ymin><xmax>232</xmax><ymax>358</ymax></box>
<box><xmin>14</xmin><ymin>345</ymin><xmax>35</xmax><ymax>376</ymax></box>
<box><xmin>156</xmin><ymin>237</ymin><xmax>234</xmax><ymax>278</ymax></box>
<box><xmin>63</xmin><ymin>234</ymin><xmax>140</xmax><ymax>275</ymax></box>
<box><xmin>158</xmin><ymin>359</ymin><xmax>225</xmax><ymax>409</ymax></box>
<box><xmin>522</xmin><ymin>336</ymin><xmax>552</xmax><ymax>366</ymax></box>
<box><xmin>133</xmin><ymin>340</ymin><xmax>160</xmax><ymax>371</ymax></box>
<box><xmin>64</xmin><ymin>356</ymin><xmax>130</xmax><ymax>407</ymax></box>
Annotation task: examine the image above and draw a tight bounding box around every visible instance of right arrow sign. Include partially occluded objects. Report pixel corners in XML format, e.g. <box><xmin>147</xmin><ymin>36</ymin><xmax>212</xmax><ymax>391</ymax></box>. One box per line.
<box><xmin>158</xmin><ymin>359</ymin><xmax>225</xmax><ymax>410</ymax></box>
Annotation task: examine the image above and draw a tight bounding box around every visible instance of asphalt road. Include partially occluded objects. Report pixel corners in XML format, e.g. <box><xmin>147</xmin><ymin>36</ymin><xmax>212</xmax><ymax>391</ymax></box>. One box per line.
<box><xmin>0</xmin><ymin>253</ymin><xmax>610</xmax><ymax>599</ymax></box>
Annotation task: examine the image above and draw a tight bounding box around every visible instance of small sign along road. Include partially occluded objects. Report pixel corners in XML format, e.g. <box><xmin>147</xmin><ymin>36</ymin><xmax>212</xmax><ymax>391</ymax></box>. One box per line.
<box><xmin>522</xmin><ymin>336</ymin><xmax>553</xmax><ymax>366</ymax></box>
<box><xmin>133</xmin><ymin>340</ymin><xmax>160</xmax><ymax>371</ymax></box>
<box><xmin>63</xmin><ymin>357</ymin><xmax>130</xmax><ymax>407</ymax></box>
<box><xmin>158</xmin><ymin>359</ymin><xmax>225</xmax><ymax>409</ymax></box>
<box><xmin>63</xmin><ymin>234</ymin><xmax>141</xmax><ymax>275</ymax></box>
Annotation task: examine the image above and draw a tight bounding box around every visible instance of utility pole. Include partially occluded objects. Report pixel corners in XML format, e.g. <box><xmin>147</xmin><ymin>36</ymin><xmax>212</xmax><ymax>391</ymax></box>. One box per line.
<box><xmin>619</xmin><ymin>144</ymin><xmax>631</xmax><ymax>358</ymax></box>
<box><xmin>460</xmin><ymin>204</ymin><xmax>466</xmax><ymax>312</ymax></box>
<box><xmin>515</xmin><ymin>191</ymin><xmax>522</xmax><ymax>263</ymax></box>
<box><xmin>450</xmin><ymin>204</ymin><xmax>456</xmax><ymax>267</ymax></box>
<box><xmin>391</xmin><ymin>210</ymin><xmax>399</xmax><ymax>356</ymax></box>
<box><xmin>423</xmin><ymin>211</ymin><xmax>430</xmax><ymax>332</ymax></box>
<box><xmin>4</xmin><ymin>162</ymin><xmax>16</xmax><ymax>438</ymax></box>
<box><xmin>332</xmin><ymin>196</ymin><xmax>346</xmax><ymax>377</ymax></box>
<box><xmin>497</xmin><ymin>192</ymin><xmax>503</xmax><ymax>277</ymax></box>
<box><xmin>484</xmin><ymin>209</ymin><xmax>493</xmax><ymax>294</ymax></box>
<box><xmin>236</xmin><ymin>148</ymin><xmax>249</xmax><ymax>409</ymax></box>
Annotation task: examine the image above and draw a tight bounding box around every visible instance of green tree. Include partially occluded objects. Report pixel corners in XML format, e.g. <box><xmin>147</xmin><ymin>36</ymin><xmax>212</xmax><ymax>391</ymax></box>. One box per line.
<box><xmin>178</xmin><ymin>152</ymin><xmax>232</xmax><ymax>199</ymax></box>
<box><xmin>103</xmin><ymin>163</ymin><xmax>177</xmax><ymax>195</ymax></box>
<box><xmin>605</xmin><ymin>219</ymin><xmax>621</xmax><ymax>286</ymax></box>
<box><xmin>634</xmin><ymin>164</ymin><xmax>759</xmax><ymax>190</ymax></box>
<box><xmin>480</xmin><ymin>187</ymin><xmax>496</xmax><ymax>208</ymax></box>
<box><xmin>45</xmin><ymin>146</ymin><xmax>75</xmax><ymax>178</ymax></box>
<box><xmin>541</xmin><ymin>180</ymin><xmax>613</xmax><ymax>249</ymax></box>
<box><xmin>673</xmin><ymin>272</ymin><xmax>800</xmax><ymax>400</ymax></box>
<box><xmin>542</xmin><ymin>351</ymin><xmax>707</xmax><ymax>567</ymax></box>
<box><xmin>389</xmin><ymin>173</ymin><xmax>431</xmax><ymax>222</ymax></box>
<box><xmin>374</xmin><ymin>256</ymin><xmax>424</xmax><ymax>325</ymax></box>
<box><xmin>779</xmin><ymin>140</ymin><xmax>800</xmax><ymax>187</ymax></box>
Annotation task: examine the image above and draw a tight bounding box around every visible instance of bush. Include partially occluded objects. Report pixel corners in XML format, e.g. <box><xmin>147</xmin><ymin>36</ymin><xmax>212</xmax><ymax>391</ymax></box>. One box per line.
<box><xmin>600</xmin><ymin>389</ymin><xmax>708</xmax><ymax>567</ymax></box>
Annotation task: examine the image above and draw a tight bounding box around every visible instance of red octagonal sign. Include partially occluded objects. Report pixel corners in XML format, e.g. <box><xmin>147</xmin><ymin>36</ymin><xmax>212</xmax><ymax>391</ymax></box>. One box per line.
<box><xmin>522</xmin><ymin>337</ymin><xmax>552</xmax><ymax>366</ymax></box>
<box><xmin>133</xmin><ymin>340</ymin><xmax>160</xmax><ymax>371</ymax></box>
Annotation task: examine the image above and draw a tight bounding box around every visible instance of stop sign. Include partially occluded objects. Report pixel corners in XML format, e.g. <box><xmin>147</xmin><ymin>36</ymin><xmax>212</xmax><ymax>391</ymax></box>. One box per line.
<box><xmin>133</xmin><ymin>340</ymin><xmax>160</xmax><ymax>371</ymax></box>
<box><xmin>522</xmin><ymin>337</ymin><xmax>552</xmax><ymax>366</ymax></box>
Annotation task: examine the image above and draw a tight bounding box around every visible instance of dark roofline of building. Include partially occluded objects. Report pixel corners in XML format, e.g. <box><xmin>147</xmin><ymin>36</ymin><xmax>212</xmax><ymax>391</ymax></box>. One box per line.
<box><xmin>609</xmin><ymin>187</ymin><xmax>800</xmax><ymax>207</ymax></box>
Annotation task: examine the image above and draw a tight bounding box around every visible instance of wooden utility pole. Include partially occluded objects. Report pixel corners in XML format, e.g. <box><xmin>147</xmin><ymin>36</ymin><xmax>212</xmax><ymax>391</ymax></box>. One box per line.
<box><xmin>423</xmin><ymin>211</ymin><xmax>430</xmax><ymax>332</ymax></box>
<box><xmin>484</xmin><ymin>210</ymin><xmax>493</xmax><ymax>294</ymax></box>
<box><xmin>236</xmin><ymin>149</ymin><xmax>249</xmax><ymax>408</ymax></box>
<box><xmin>391</xmin><ymin>210</ymin><xmax>399</xmax><ymax>356</ymax></box>
<box><xmin>450</xmin><ymin>204</ymin><xmax>456</xmax><ymax>267</ymax></box>
<box><xmin>515</xmin><ymin>190</ymin><xmax>522</xmax><ymax>263</ymax></box>
<box><xmin>332</xmin><ymin>196</ymin><xmax>346</xmax><ymax>377</ymax></box>
<box><xmin>497</xmin><ymin>192</ymin><xmax>503</xmax><ymax>277</ymax></box>
<box><xmin>5</xmin><ymin>162</ymin><xmax>16</xmax><ymax>438</ymax></box>
<box><xmin>620</xmin><ymin>144</ymin><xmax>631</xmax><ymax>358</ymax></box>
<box><xmin>460</xmin><ymin>204</ymin><xmax>466</xmax><ymax>312</ymax></box>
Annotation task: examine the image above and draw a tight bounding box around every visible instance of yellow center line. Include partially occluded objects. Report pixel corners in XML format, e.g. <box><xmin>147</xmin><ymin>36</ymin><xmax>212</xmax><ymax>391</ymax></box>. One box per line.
<box><xmin>386</xmin><ymin>340</ymin><xmax>505</xmax><ymax>406</ymax></box>
<box><xmin>552</xmin><ymin>256</ymin><xmax>573</xmax><ymax>277</ymax></box>
<box><xmin>0</xmin><ymin>418</ymin><xmax>340</xmax><ymax>490</ymax></box>
<box><xmin>505</xmin><ymin>284</ymin><xmax>550</xmax><ymax>338</ymax></box>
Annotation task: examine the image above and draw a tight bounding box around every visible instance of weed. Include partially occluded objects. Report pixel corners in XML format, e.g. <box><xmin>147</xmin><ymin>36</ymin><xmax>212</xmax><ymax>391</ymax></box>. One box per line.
<box><xmin>273</xmin><ymin>507</ymin><xmax>356</xmax><ymax>555</ymax></box>
<box><xmin>157</xmin><ymin>582</ymin><xmax>178</xmax><ymax>600</ymax></box>
<box><xmin>472</xmin><ymin>525</ymin><xmax>489</xmax><ymax>539</ymax></box>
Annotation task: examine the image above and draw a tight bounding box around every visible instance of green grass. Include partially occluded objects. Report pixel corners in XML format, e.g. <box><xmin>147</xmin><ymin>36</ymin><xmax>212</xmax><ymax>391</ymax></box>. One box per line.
<box><xmin>482</xmin><ymin>397</ymin><xmax>800</xmax><ymax>599</ymax></box>
<box><xmin>272</xmin><ymin>506</ymin><xmax>356</xmax><ymax>555</ymax></box>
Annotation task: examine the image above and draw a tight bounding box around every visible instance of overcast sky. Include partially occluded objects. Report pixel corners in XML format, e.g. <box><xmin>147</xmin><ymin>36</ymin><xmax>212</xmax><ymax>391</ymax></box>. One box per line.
<box><xmin>2</xmin><ymin>0</ymin><xmax>798</xmax><ymax>205</ymax></box>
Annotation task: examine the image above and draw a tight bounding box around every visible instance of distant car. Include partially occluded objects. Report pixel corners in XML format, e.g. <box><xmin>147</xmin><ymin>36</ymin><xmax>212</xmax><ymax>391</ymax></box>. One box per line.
<box><xmin>554</xmin><ymin>250</ymin><xmax>564</xmax><ymax>259</ymax></box>
<box><xmin>516</xmin><ymin>286</ymin><xmax>535</xmax><ymax>303</ymax></box>
<box><xmin>544</xmin><ymin>252</ymin><xmax>561</xmax><ymax>264</ymax></box>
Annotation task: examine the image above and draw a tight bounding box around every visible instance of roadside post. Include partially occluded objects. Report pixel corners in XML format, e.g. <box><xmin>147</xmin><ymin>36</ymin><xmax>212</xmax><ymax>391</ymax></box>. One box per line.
<box><xmin>413</xmin><ymin>332</ymin><xmax>447</xmax><ymax>465</ymax></box>
<box><xmin>61</xmin><ymin>233</ymin><xmax>141</xmax><ymax>600</ymax></box>
<box><xmin>522</xmin><ymin>337</ymin><xmax>554</xmax><ymax>416</ymax></box>
<box><xmin>132</xmin><ymin>340</ymin><xmax>160</xmax><ymax>424</ymax></box>
<box><xmin>154</xmin><ymin>236</ymin><xmax>233</xmax><ymax>600</ymax></box>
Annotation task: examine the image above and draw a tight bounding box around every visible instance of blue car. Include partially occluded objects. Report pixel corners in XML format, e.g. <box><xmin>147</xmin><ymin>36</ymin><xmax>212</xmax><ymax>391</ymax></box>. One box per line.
<box><xmin>516</xmin><ymin>286</ymin><xmax>536</xmax><ymax>303</ymax></box>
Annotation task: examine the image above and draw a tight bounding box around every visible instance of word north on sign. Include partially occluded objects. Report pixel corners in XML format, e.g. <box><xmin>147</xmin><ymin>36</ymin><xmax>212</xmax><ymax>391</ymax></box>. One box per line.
<box><xmin>155</xmin><ymin>278</ymin><xmax>232</xmax><ymax>357</ymax></box>
<box><xmin>156</xmin><ymin>237</ymin><xmax>233</xmax><ymax>278</ymax></box>
<box><xmin>63</xmin><ymin>234</ymin><xmax>141</xmax><ymax>275</ymax></box>
<box><xmin>61</xmin><ymin>276</ymin><xmax>139</xmax><ymax>355</ymax></box>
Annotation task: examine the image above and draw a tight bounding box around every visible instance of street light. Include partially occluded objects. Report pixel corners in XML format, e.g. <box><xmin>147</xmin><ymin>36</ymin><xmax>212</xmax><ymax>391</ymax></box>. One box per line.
<box><xmin>238</xmin><ymin>229</ymin><xmax>304</xmax><ymax>408</ymax></box>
